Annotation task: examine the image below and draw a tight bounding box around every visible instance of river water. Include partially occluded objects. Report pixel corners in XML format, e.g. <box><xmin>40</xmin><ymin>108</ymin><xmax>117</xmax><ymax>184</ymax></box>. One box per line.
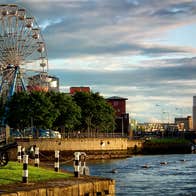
<box><xmin>62</xmin><ymin>154</ymin><xmax>196</xmax><ymax>196</ymax></box>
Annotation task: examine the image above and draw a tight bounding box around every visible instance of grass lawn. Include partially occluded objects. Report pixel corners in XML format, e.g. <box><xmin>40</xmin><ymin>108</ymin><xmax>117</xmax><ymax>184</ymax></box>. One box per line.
<box><xmin>0</xmin><ymin>161</ymin><xmax>72</xmax><ymax>185</ymax></box>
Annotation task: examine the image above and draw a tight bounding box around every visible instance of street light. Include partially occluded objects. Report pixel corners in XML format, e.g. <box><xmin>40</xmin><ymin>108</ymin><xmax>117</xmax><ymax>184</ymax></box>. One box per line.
<box><xmin>155</xmin><ymin>104</ymin><xmax>163</xmax><ymax>123</ymax></box>
<box><xmin>162</xmin><ymin>111</ymin><xmax>169</xmax><ymax>124</ymax></box>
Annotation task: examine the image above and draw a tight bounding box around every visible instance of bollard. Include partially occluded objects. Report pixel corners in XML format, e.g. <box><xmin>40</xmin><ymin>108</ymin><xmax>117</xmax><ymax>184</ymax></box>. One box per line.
<box><xmin>80</xmin><ymin>153</ymin><xmax>90</xmax><ymax>176</ymax></box>
<box><xmin>17</xmin><ymin>146</ymin><xmax>22</xmax><ymax>163</ymax></box>
<box><xmin>29</xmin><ymin>146</ymin><xmax>35</xmax><ymax>159</ymax></box>
<box><xmin>54</xmin><ymin>150</ymin><xmax>59</xmax><ymax>172</ymax></box>
<box><xmin>34</xmin><ymin>147</ymin><xmax>39</xmax><ymax>167</ymax></box>
<box><xmin>82</xmin><ymin>155</ymin><xmax>87</xmax><ymax>175</ymax></box>
<box><xmin>21</xmin><ymin>147</ymin><xmax>25</xmax><ymax>157</ymax></box>
<box><xmin>74</xmin><ymin>152</ymin><xmax>80</xmax><ymax>177</ymax></box>
<box><xmin>22</xmin><ymin>155</ymin><xmax>28</xmax><ymax>183</ymax></box>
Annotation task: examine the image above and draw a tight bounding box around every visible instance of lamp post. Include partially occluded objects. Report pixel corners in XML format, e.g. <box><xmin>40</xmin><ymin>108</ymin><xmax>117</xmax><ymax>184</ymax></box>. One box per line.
<box><xmin>121</xmin><ymin>117</ymin><xmax>124</xmax><ymax>137</ymax></box>
<box><xmin>155</xmin><ymin>104</ymin><xmax>163</xmax><ymax>123</ymax></box>
<box><xmin>162</xmin><ymin>111</ymin><xmax>169</xmax><ymax>124</ymax></box>
<box><xmin>162</xmin><ymin>111</ymin><xmax>170</xmax><ymax>135</ymax></box>
<box><xmin>117</xmin><ymin>117</ymin><xmax>124</xmax><ymax>137</ymax></box>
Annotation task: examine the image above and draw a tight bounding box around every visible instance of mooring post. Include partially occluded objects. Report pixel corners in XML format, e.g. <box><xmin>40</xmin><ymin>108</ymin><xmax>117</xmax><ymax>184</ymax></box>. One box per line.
<box><xmin>74</xmin><ymin>152</ymin><xmax>80</xmax><ymax>177</ymax></box>
<box><xmin>21</xmin><ymin>147</ymin><xmax>25</xmax><ymax>157</ymax></box>
<box><xmin>54</xmin><ymin>150</ymin><xmax>59</xmax><ymax>172</ymax></box>
<box><xmin>34</xmin><ymin>147</ymin><xmax>39</xmax><ymax>167</ymax></box>
<box><xmin>22</xmin><ymin>155</ymin><xmax>28</xmax><ymax>183</ymax></box>
<box><xmin>80</xmin><ymin>152</ymin><xmax>90</xmax><ymax>175</ymax></box>
<box><xmin>17</xmin><ymin>146</ymin><xmax>22</xmax><ymax>163</ymax></box>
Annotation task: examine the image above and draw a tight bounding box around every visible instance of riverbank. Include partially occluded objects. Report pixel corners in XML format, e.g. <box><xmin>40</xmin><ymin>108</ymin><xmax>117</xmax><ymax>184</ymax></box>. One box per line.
<box><xmin>0</xmin><ymin>162</ymin><xmax>115</xmax><ymax>196</ymax></box>
<box><xmin>10</xmin><ymin>137</ymin><xmax>193</xmax><ymax>162</ymax></box>
<box><xmin>13</xmin><ymin>138</ymin><xmax>141</xmax><ymax>161</ymax></box>
<box><xmin>141</xmin><ymin>138</ymin><xmax>192</xmax><ymax>155</ymax></box>
<box><xmin>0</xmin><ymin>177</ymin><xmax>115</xmax><ymax>196</ymax></box>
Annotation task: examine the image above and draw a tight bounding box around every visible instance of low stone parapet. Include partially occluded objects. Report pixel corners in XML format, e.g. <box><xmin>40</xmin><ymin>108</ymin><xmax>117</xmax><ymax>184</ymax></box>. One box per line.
<box><xmin>0</xmin><ymin>177</ymin><xmax>115</xmax><ymax>196</ymax></box>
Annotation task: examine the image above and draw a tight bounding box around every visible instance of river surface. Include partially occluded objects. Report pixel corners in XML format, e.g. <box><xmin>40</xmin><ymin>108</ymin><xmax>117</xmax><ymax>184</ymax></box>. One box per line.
<box><xmin>62</xmin><ymin>154</ymin><xmax>196</xmax><ymax>196</ymax></box>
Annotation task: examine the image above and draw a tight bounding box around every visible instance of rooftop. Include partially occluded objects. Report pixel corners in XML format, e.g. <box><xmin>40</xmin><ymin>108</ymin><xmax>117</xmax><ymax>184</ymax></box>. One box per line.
<box><xmin>106</xmin><ymin>96</ymin><xmax>128</xmax><ymax>100</ymax></box>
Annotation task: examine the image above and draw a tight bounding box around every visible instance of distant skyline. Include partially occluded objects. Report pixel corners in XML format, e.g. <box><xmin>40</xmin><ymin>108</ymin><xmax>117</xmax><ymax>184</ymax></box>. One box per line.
<box><xmin>8</xmin><ymin>0</ymin><xmax>196</xmax><ymax>123</ymax></box>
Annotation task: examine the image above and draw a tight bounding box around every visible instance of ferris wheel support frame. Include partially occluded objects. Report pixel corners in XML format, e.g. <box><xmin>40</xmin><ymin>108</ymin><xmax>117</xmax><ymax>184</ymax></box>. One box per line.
<box><xmin>8</xmin><ymin>66</ymin><xmax>18</xmax><ymax>101</ymax></box>
<box><xmin>1</xmin><ymin>66</ymin><xmax>27</xmax><ymax>126</ymax></box>
<box><xmin>8</xmin><ymin>66</ymin><xmax>27</xmax><ymax>101</ymax></box>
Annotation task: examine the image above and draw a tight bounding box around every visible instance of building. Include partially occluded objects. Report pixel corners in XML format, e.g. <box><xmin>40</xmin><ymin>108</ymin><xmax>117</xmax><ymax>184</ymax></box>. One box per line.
<box><xmin>47</xmin><ymin>75</ymin><xmax>59</xmax><ymax>92</ymax></box>
<box><xmin>27</xmin><ymin>73</ymin><xmax>59</xmax><ymax>92</ymax></box>
<box><xmin>106</xmin><ymin>96</ymin><xmax>127</xmax><ymax>116</ymax></box>
<box><xmin>106</xmin><ymin>96</ymin><xmax>129</xmax><ymax>135</ymax></box>
<box><xmin>193</xmin><ymin>96</ymin><xmax>196</xmax><ymax>130</ymax></box>
<box><xmin>70</xmin><ymin>87</ymin><xmax>90</xmax><ymax>94</ymax></box>
<box><xmin>175</xmin><ymin>116</ymin><xmax>193</xmax><ymax>131</ymax></box>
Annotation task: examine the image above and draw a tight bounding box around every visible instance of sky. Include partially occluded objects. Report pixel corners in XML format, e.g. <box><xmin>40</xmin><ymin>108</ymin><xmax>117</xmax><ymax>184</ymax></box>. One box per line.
<box><xmin>5</xmin><ymin>0</ymin><xmax>196</xmax><ymax>123</ymax></box>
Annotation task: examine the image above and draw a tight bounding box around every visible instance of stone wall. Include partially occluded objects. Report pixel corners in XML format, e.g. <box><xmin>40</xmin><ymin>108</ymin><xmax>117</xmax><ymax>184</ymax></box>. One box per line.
<box><xmin>17</xmin><ymin>138</ymin><xmax>128</xmax><ymax>151</ymax></box>
<box><xmin>127</xmin><ymin>140</ymin><xmax>143</xmax><ymax>148</ymax></box>
<box><xmin>9</xmin><ymin>138</ymin><xmax>143</xmax><ymax>161</ymax></box>
<box><xmin>0</xmin><ymin>179</ymin><xmax>115</xmax><ymax>196</ymax></box>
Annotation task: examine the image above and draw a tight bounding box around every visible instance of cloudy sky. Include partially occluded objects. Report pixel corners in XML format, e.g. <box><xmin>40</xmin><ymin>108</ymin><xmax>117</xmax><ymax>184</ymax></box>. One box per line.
<box><xmin>7</xmin><ymin>0</ymin><xmax>196</xmax><ymax>123</ymax></box>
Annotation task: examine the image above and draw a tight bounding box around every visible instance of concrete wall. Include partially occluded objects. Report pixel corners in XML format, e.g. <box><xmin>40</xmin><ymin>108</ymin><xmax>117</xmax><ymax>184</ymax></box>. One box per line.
<box><xmin>127</xmin><ymin>140</ymin><xmax>143</xmax><ymax>148</ymax></box>
<box><xmin>10</xmin><ymin>138</ymin><xmax>143</xmax><ymax>161</ymax></box>
<box><xmin>17</xmin><ymin>138</ymin><xmax>129</xmax><ymax>151</ymax></box>
<box><xmin>0</xmin><ymin>179</ymin><xmax>115</xmax><ymax>196</ymax></box>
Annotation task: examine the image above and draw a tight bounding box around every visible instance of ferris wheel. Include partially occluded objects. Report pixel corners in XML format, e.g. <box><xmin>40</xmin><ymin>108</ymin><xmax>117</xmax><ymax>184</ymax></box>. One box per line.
<box><xmin>0</xmin><ymin>4</ymin><xmax>49</xmax><ymax>102</ymax></box>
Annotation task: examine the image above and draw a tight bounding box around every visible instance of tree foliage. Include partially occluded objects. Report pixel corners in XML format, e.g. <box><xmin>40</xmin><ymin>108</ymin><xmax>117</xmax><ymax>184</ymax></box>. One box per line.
<box><xmin>28</xmin><ymin>91</ymin><xmax>58</xmax><ymax>129</ymax></box>
<box><xmin>2</xmin><ymin>91</ymin><xmax>116</xmax><ymax>133</ymax></box>
<box><xmin>6</xmin><ymin>92</ymin><xmax>30</xmax><ymax>129</ymax></box>
<box><xmin>73</xmin><ymin>92</ymin><xmax>115</xmax><ymax>132</ymax></box>
<box><xmin>6</xmin><ymin>91</ymin><xmax>58</xmax><ymax>129</ymax></box>
<box><xmin>47</xmin><ymin>92</ymin><xmax>81</xmax><ymax>131</ymax></box>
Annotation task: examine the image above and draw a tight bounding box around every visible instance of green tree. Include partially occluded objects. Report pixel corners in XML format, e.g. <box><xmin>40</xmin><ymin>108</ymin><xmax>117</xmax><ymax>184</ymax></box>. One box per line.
<box><xmin>73</xmin><ymin>92</ymin><xmax>95</xmax><ymax>133</ymax></box>
<box><xmin>48</xmin><ymin>92</ymin><xmax>81</xmax><ymax>132</ymax></box>
<box><xmin>6</xmin><ymin>92</ymin><xmax>31</xmax><ymax>129</ymax></box>
<box><xmin>73</xmin><ymin>92</ymin><xmax>115</xmax><ymax>133</ymax></box>
<box><xmin>28</xmin><ymin>91</ymin><xmax>58</xmax><ymax>129</ymax></box>
<box><xmin>6</xmin><ymin>91</ymin><xmax>58</xmax><ymax>130</ymax></box>
<box><xmin>91</xmin><ymin>92</ymin><xmax>115</xmax><ymax>132</ymax></box>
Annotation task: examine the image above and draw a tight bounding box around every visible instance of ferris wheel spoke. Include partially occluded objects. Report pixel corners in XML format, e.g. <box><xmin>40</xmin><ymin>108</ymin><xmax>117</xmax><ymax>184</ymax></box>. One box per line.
<box><xmin>0</xmin><ymin>4</ymin><xmax>49</xmax><ymax>103</ymax></box>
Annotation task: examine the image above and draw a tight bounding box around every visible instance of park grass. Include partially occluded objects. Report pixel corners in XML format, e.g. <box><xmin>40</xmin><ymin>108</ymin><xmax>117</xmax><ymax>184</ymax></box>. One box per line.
<box><xmin>0</xmin><ymin>161</ymin><xmax>73</xmax><ymax>185</ymax></box>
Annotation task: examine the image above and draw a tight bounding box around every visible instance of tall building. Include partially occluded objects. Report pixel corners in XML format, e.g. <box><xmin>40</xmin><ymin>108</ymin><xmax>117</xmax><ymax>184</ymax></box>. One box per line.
<box><xmin>106</xmin><ymin>96</ymin><xmax>129</xmax><ymax>135</ymax></box>
<box><xmin>175</xmin><ymin>116</ymin><xmax>193</xmax><ymax>131</ymax></box>
<box><xmin>193</xmin><ymin>96</ymin><xmax>196</xmax><ymax>130</ymax></box>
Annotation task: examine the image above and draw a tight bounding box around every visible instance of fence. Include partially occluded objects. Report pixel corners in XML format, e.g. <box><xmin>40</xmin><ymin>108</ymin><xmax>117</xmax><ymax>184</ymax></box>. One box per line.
<box><xmin>62</xmin><ymin>131</ymin><xmax>128</xmax><ymax>138</ymax></box>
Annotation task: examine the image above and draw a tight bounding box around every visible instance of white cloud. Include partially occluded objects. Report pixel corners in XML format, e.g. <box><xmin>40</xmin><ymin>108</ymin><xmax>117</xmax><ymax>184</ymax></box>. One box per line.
<box><xmin>5</xmin><ymin>0</ymin><xmax>196</xmax><ymax>122</ymax></box>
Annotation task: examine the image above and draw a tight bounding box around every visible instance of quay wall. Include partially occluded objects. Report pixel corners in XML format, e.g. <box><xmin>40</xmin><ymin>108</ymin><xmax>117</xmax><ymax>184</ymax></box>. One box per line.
<box><xmin>127</xmin><ymin>140</ymin><xmax>143</xmax><ymax>148</ymax></box>
<box><xmin>12</xmin><ymin>138</ymin><xmax>142</xmax><ymax>160</ymax></box>
<box><xmin>10</xmin><ymin>138</ymin><xmax>192</xmax><ymax>160</ymax></box>
<box><xmin>17</xmin><ymin>138</ymin><xmax>129</xmax><ymax>151</ymax></box>
<box><xmin>16</xmin><ymin>138</ymin><xmax>143</xmax><ymax>151</ymax></box>
<box><xmin>0</xmin><ymin>179</ymin><xmax>115</xmax><ymax>196</ymax></box>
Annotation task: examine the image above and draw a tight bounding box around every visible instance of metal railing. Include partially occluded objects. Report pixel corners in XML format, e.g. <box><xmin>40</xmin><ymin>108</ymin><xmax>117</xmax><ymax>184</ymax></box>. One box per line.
<box><xmin>62</xmin><ymin>132</ymin><xmax>128</xmax><ymax>138</ymax></box>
